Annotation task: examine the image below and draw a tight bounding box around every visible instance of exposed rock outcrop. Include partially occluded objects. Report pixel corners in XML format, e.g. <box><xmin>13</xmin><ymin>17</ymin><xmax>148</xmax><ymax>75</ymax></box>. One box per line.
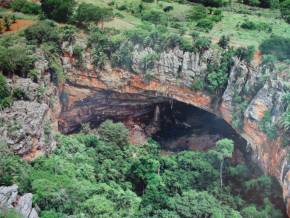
<box><xmin>0</xmin><ymin>185</ymin><xmax>39</xmax><ymax>218</ymax></box>
<box><xmin>57</xmin><ymin>41</ymin><xmax>289</xmax><ymax>214</ymax></box>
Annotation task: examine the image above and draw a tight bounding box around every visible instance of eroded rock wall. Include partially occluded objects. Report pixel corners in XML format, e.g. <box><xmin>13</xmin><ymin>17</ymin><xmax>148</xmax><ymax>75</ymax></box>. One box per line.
<box><xmin>59</xmin><ymin>40</ymin><xmax>289</xmax><ymax>214</ymax></box>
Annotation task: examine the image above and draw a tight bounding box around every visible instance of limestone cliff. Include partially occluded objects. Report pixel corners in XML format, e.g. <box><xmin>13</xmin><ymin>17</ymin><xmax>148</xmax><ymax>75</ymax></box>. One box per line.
<box><xmin>59</xmin><ymin>39</ymin><xmax>290</xmax><ymax>214</ymax></box>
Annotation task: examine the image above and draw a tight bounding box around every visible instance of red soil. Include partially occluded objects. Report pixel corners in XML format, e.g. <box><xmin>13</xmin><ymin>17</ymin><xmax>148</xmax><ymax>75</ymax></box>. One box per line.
<box><xmin>4</xmin><ymin>19</ymin><xmax>35</xmax><ymax>33</ymax></box>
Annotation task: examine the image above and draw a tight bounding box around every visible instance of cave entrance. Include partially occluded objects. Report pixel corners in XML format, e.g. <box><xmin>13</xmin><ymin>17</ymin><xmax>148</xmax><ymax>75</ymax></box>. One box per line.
<box><xmin>152</xmin><ymin>100</ymin><xmax>250</xmax><ymax>162</ymax></box>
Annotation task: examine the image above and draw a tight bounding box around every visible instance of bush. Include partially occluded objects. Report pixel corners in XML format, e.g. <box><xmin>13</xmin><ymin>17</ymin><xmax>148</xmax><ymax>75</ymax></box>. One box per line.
<box><xmin>24</xmin><ymin>21</ymin><xmax>60</xmax><ymax>44</ymax></box>
<box><xmin>187</xmin><ymin>5</ymin><xmax>207</xmax><ymax>21</ymax></box>
<box><xmin>188</xmin><ymin>0</ymin><xmax>227</xmax><ymax>7</ymax></box>
<box><xmin>73</xmin><ymin>3</ymin><xmax>112</xmax><ymax>26</ymax></box>
<box><xmin>240</xmin><ymin>20</ymin><xmax>272</xmax><ymax>32</ymax></box>
<box><xmin>0</xmin><ymin>74</ymin><xmax>12</xmax><ymax>109</ymax></box>
<box><xmin>41</xmin><ymin>0</ymin><xmax>76</xmax><ymax>22</ymax></box>
<box><xmin>235</xmin><ymin>46</ymin><xmax>255</xmax><ymax>63</ymax></box>
<box><xmin>0</xmin><ymin>45</ymin><xmax>35</xmax><ymax>77</ymax></box>
<box><xmin>11</xmin><ymin>0</ymin><xmax>40</xmax><ymax>14</ymax></box>
<box><xmin>260</xmin><ymin>36</ymin><xmax>290</xmax><ymax>60</ymax></box>
<box><xmin>111</xmin><ymin>41</ymin><xmax>134</xmax><ymax>70</ymax></box>
<box><xmin>98</xmin><ymin>120</ymin><xmax>129</xmax><ymax>148</ymax></box>
<box><xmin>218</xmin><ymin>35</ymin><xmax>230</xmax><ymax>49</ymax></box>
<box><xmin>259</xmin><ymin>110</ymin><xmax>277</xmax><ymax>139</ymax></box>
<box><xmin>281</xmin><ymin>0</ymin><xmax>290</xmax><ymax>23</ymax></box>
<box><xmin>196</xmin><ymin>18</ymin><xmax>214</xmax><ymax>31</ymax></box>
<box><xmin>142</xmin><ymin>9</ymin><xmax>167</xmax><ymax>25</ymax></box>
<box><xmin>73</xmin><ymin>45</ymin><xmax>83</xmax><ymax>68</ymax></box>
<box><xmin>194</xmin><ymin>37</ymin><xmax>211</xmax><ymax>52</ymax></box>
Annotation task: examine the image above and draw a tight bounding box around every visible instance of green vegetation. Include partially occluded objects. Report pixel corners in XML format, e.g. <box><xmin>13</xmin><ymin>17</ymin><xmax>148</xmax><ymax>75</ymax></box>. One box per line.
<box><xmin>260</xmin><ymin>36</ymin><xmax>290</xmax><ymax>60</ymax></box>
<box><xmin>0</xmin><ymin>121</ymin><xmax>283</xmax><ymax>217</ymax></box>
<box><xmin>259</xmin><ymin>110</ymin><xmax>278</xmax><ymax>139</ymax></box>
<box><xmin>11</xmin><ymin>0</ymin><xmax>40</xmax><ymax>15</ymax></box>
<box><xmin>41</xmin><ymin>0</ymin><xmax>76</xmax><ymax>22</ymax></box>
<box><xmin>0</xmin><ymin>74</ymin><xmax>12</xmax><ymax>109</ymax></box>
<box><xmin>281</xmin><ymin>0</ymin><xmax>290</xmax><ymax>23</ymax></box>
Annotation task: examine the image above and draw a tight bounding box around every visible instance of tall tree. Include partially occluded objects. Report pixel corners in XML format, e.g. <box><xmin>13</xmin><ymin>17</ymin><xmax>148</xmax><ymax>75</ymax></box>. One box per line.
<box><xmin>210</xmin><ymin>138</ymin><xmax>234</xmax><ymax>188</ymax></box>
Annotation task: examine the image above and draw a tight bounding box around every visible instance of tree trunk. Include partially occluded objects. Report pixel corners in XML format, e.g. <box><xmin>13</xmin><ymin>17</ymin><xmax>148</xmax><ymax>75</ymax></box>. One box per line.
<box><xmin>220</xmin><ymin>160</ymin><xmax>224</xmax><ymax>188</ymax></box>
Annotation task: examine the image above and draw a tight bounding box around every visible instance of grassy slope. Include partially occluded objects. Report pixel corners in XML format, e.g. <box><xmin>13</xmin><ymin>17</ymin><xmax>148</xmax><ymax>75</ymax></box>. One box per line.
<box><xmin>77</xmin><ymin>0</ymin><xmax>290</xmax><ymax>47</ymax></box>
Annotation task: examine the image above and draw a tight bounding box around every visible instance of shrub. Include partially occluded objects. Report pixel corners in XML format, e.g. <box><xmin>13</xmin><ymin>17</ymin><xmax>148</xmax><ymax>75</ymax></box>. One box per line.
<box><xmin>92</xmin><ymin>47</ymin><xmax>107</xmax><ymax>69</ymax></box>
<box><xmin>206</xmin><ymin>49</ymin><xmax>234</xmax><ymax>92</ymax></box>
<box><xmin>73</xmin><ymin>3</ymin><xmax>112</xmax><ymax>26</ymax></box>
<box><xmin>140</xmin><ymin>52</ymin><xmax>159</xmax><ymax>73</ymax></box>
<box><xmin>260</xmin><ymin>36</ymin><xmax>290</xmax><ymax>60</ymax></box>
<box><xmin>196</xmin><ymin>18</ymin><xmax>214</xmax><ymax>31</ymax></box>
<box><xmin>191</xmin><ymin>80</ymin><xmax>205</xmax><ymax>90</ymax></box>
<box><xmin>0</xmin><ymin>74</ymin><xmax>12</xmax><ymax>109</ymax></box>
<box><xmin>142</xmin><ymin>9</ymin><xmax>167</xmax><ymax>25</ymax></box>
<box><xmin>111</xmin><ymin>41</ymin><xmax>134</xmax><ymax>70</ymax></box>
<box><xmin>218</xmin><ymin>35</ymin><xmax>230</xmax><ymax>49</ymax></box>
<box><xmin>24</xmin><ymin>21</ymin><xmax>60</xmax><ymax>44</ymax></box>
<box><xmin>187</xmin><ymin>5</ymin><xmax>207</xmax><ymax>21</ymax></box>
<box><xmin>281</xmin><ymin>0</ymin><xmax>290</xmax><ymax>23</ymax></box>
<box><xmin>194</xmin><ymin>37</ymin><xmax>211</xmax><ymax>53</ymax></box>
<box><xmin>259</xmin><ymin>110</ymin><xmax>277</xmax><ymax>139</ymax></box>
<box><xmin>188</xmin><ymin>0</ymin><xmax>227</xmax><ymax>7</ymax></box>
<box><xmin>240</xmin><ymin>20</ymin><xmax>272</xmax><ymax>32</ymax></box>
<box><xmin>3</xmin><ymin>16</ymin><xmax>11</xmax><ymax>31</ymax></box>
<box><xmin>11</xmin><ymin>0</ymin><xmax>40</xmax><ymax>14</ymax></box>
<box><xmin>163</xmin><ymin>5</ymin><xmax>174</xmax><ymax>13</ymax></box>
<box><xmin>41</xmin><ymin>0</ymin><xmax>76</xmax><ymax>22</ymax></box>
<box><xmin>98</xmin><ymin>120</ymin><xmax>129</xmax><ymax>148</ymax></box>
<box><xmin>0</xmin><ymin>45</ymin><xmax>35</xmax><ymax>77</ymax></box>
<box><xmin>235</xmin><ymin>46</ymin><xmax>255</xmax><ymax>63</ymax></box>
<box><xmin>12</xmin><ymin>88</ymin><xmax>28</xmax><ymax>100</ymax></box>
<box><xmin>73</xmin><ymin>45</ymin><xmax>83</xmax><ymax>68</ymax></box>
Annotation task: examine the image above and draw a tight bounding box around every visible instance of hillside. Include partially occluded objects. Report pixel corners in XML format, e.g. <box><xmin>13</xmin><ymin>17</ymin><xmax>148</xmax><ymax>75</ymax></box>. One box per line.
<box><xmin>0</xmin><ymin>0</ymin><xmax>290</xmax><ymax>218</ymax></box>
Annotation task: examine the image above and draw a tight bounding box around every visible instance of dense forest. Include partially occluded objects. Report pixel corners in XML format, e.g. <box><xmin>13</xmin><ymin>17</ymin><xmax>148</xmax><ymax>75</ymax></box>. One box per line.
<box><xmin>0</xmin><ymin>120</ymin><xmax>285</xmax><ymax>217</ymax></box>
<box><xmin>0</xmin><ymin>0</ymin><xmax>290</xmax><ymax>217</ymax></box>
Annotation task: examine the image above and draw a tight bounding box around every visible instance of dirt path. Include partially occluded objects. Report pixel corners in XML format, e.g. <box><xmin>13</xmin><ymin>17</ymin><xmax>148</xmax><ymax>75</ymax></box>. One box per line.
<box><xmin>4</xmin><ymin>19</ymin><xmax>35</xmax><ymax>33</ymax></box>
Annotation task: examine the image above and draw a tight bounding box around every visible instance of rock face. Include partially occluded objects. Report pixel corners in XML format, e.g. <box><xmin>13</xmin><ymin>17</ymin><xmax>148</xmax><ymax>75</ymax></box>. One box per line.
<box><xmin>0</xmin><ymin>185</ymin><xmax>39</xmax><ymax>218</ymax></box>
<box><xmin>0</xmin><ymin>101</ymin><xmax>52</xmax><ymax>156</ymax></box>
<box><xmin>58</xmin><ymin>41</ymin><xmax>290</xmax><ymax>215</ymax></box>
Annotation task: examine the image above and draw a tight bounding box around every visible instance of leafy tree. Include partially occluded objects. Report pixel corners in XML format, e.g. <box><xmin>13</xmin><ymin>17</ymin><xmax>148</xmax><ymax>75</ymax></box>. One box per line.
<box><xmin>209</xmin><ymin>138</ymin><xmax>234</xmax><ymax>188</ymax></box>
<box><xmin>73</xmin><ymin>3</ymin><xmax>112</xmax><ymax>26</ymax></box>
<box><xmin>81</xmin><ymin>195</ymin><xmax>115</xmax><ymax>217</ymax></box>
<box><xmin>41</xmin><ymin>0</ymin><xmax>76</xmax><ymax>22</ymax></box>
<box><xmin>98</xmin><ymin>120</ymin><xmax>129</xmax><ymax>148</ymax></box>
<box><xmin>168</xmin><ymin>190</ymin><xmax>241</xmax><ymax>218</ymax></box>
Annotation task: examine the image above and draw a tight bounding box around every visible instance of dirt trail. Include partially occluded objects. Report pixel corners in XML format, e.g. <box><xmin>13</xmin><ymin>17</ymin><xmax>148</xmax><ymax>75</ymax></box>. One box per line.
<box><xmin>4</xmin><ymin>19</ymin><xmax>35</xmax><ymax>33</ymax></box>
